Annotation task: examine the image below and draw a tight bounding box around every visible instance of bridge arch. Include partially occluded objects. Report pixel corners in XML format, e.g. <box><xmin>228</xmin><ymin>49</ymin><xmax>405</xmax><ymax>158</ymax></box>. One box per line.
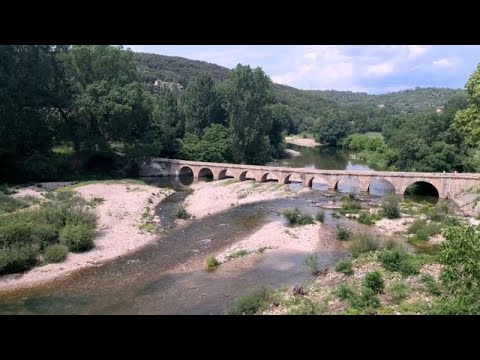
<box><xmin>368</xmin><ymin>178</ymin><xmax>396</xmax><ymax>196</ymax></box>
<box><xmin>334</xmin><ymin>177</ymin><xmax>360</xmax><ymax>193</ymax></box>
<box><xmin>239</xmin><ymin>171</ymin><xmax>256</xmax><ymax>181</ymax></box>
<box><xmin>178</xmin><ymin>166</ymin><xmax>194</xmax><ymax>177</ymax></box>
<box><xmin>307</xmin><ymin>176</ymin><xmax>330</xmax><ymax>189</ymax></box>
<box><xmin>260</xmin><ymin>173</ymin><xmax>279</xmax><ymax>183</ymax></box>
<box><xmin>198</xmin><ymin>167</ymin><xmax>214</xmax><ymax>180</ymax></box>
<box><xmin>285</xmin><ymin>174</ymin><xmax>303</xmax><ymax>185</ymax></box>
<box><xmin>403</xmin><ymin>181</ymin><xmax>440</xmax><ymax>198</ymax></box>
<box><xmin>218</xmin><ymin>169</ymin><xmax>234</xmax><ymax>180</ymax></box>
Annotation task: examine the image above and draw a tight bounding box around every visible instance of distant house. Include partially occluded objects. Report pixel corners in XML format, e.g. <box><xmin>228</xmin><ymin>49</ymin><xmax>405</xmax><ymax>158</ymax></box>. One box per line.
<box><xmin>377</xmin><ymin>104</ymin><xmax>385</xmax><ymax>108</ymax></box>
<box><xmin>436</xmin><ymin>106</ymin><xmax>444</xmax><ymax>113</ymax></box>
<box><xmin>154</xmin><ymin>79</ymin><xmax>183</xmax><ymax>91</ymax></box>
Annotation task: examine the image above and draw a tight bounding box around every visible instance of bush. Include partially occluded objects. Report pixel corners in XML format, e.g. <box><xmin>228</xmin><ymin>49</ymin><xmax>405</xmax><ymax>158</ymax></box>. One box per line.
<box><xmin>336</xmin><ymin>227</ymin><xmax>351</xmax><ymax>241</ymax></box>
<box><xmin>303</xmin><ymin>254</ymin><xmax>320</xmax><ymax>275</ymax></box>
<box><xmin>176</xmin><ymin>204</ymin><xmax>190</xmax><ymax>220</ymax></box>
<box><xmin>0</xmin><ymin>244</ymin><xmax>40</xmax><ymax>275</ymax></box>
<box><xmin>32</xmin><ymin>224</ymin><xmax>59</xmax><ymax>248</ymax></box>
<box><xmin>407</xmin><ymin>220</ymin><xmax>441</xmax><ymax>244</ymax></box>
<box><xmin>352</xmin><ymin>287</ymin><xmax>381</xmax><ymax>310</ymax></box>
<box><xmin>59</xmin><ymin>224</ymin><xmax>95</xmax><ymax>252</ymax></box>
<box><xmin>0</xmin><ymin>220</ymin><xmax>34</xmax><ymax>248</ymax></box>
<box><xmin>382</xmin><ymin>195</ymin><xmax>400</xmax><ymax>219</ymax></box>
<box><xmin>357</xmin><ymin>212</ymin><xmax>377</xmax><ymax>225</ymax></box>
<box><xmin>315</xmin><ymin>210</ymin><xmax>325</xmax><ymax>223</ymax></box>
<box><xmin>0</xmin><ymin>184</ymin><xmax>15</xmax><ymax>195</ymax></box>
<box><xmin>421</xmin><ymin>274</ymin><xmax>441</xmax><ymax>296</ymax></box>
<box><xmin>340</xmin><ymin>195</ymin><xmax>361</xmax><ymax>214</ymax></box>
<box><xmin>335</xmin><ymin>283</ymin><xmax>356</xmax><ymax>300</ymax></box>
<box><xmin>363</xmin><ymin>271</ymin><xmax>384</xmax><ymax>294</ymax></box>
<box><xmin>390</xmin><ymin>282</ymin><xmax>408</xmax><ymax>304</ymax></box>
<box><xmin>43</xmin><ymin>244</ymin><xmax>69</xmax><ymax>263</ymax></box>
<box><xmin>284</xmin><ymin>208</ymin><xmax>314</xmax><ymax>226</ymax></box>
<box><xmin>335</xmin><ymin>259</ymin><xmax>354</xmax><ymax>276</ymax></box>
<box><xmin>0</xmin><ymin>195</ymin><xmax>29</xmax><ymax>215</ymax></box>
<box><xmin>379</xmin><ymin>248</ymin><xmax>419</xmax><ymax>276</ymax></box>
<box><xmin>349</xmin><ymin>233</ymin><xmax>382</xmax><ymax>258</ymax></box>
<box><xmin>228</xmin><ymin>287</ymin><xmax>271</xmax><ymax>315</ymax></box>
<box><xmin>205</xmin><ymin>255</ymin><xmax>219</xmax><ymax>270</ymax></box>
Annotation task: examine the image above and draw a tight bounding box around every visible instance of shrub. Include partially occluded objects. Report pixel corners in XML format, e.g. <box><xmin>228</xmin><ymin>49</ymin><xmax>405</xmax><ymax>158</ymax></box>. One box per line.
<box><xmin>379</xmin><ymin>248</ymin><xmax>419</xmax><ymax>276</ymax></box>
<box><xmin>407</xmin><ymin>220</ymin><xmax>441</xmax><ymax>244</ymax></box>
<box><xmin>421</xmin><ymin>274</ymin><xmax>441</xmax><ymax>296</ymax></box>
<box><xmin>315</xmin><ymin>210</ymin><xmax>325</xmax><ymax>223</ymax></box>
<box><xmin>0</xmin><ymin>184</ymin><xmax>15</xmax><ymax>195</ymax></box>
<box><xmin>288</xmin><ymin>299</ymin><xmax>326</xmax><ymax>315</ymax></box>
<box><xmin>303</xmin><ymin>254</ymin><xmax>320</xmax><ymax>275</ymax></box>
<box><xmin>228</xmin><ymin>287</ymin><xmax>271</xmax><ymax>315</ymax></box>
<box><xmin>88</xmin><ymin>197</ymin><xmax>105</xmax><ymax>207</ymax></box>
<box><xmin>335</xmin><ymin>259</ymin><xmax>354</xmax><ymax>276</ymax></box>
<box><xmin>363</xmin><ymin>271</ymin><xmax>384</xmax><ymax>294</ymax></box>
<box><xmin>0</xmin><ymin>244</ymin><xmax>40</xmax><ymax>275</ymax></box>
<box><xmin>32</xmin><ymin>224</ymin><xmax>59</xmax><ymax>248</ymax></box>
<box><xmin>340</xmin><ymin>195</ymin><xmax>361</xmax><ymax>214</ymax></box>
<box><xmin>205</xmin><ymin>255</ymin><xmax>219</xmax><ymax>270</ymax></box>
<box><xmin>43</xmin><ymin>244</ymin><xmax>69</xmax><ymax>263</ymax></box>
<box><xmin>352</xmin><ymin>287</ymin><xmax>381</xmax><ymax>310</ymax></box>
<box><xmin>176</xmin><ymin>204</ymin><xmax>190</xmax><ymax>220</ymax></box>
<box><xmin>357</xmin><ymin>212</ymin><xmax>377</xmax><ymax>225</ymax></box>
<box><xmin>335</xmin><ymin>283</ymin><xmax>356</xmax><ymax>300</ymax></box>
<box><xmin>382</xmin><ymin>195</ymin><xmax>400</xmax><ymax>219</ymax></box>
<box><xmin>349</xmin><ymin>233</ymin><xmax>382</xmax><ymax>257</ymax></box>
<box><xmin>0</xmin><ymin>195</ymin><xmax>29</xmax><ymax>215</ymax></box>
<box><xmin>229</xmin><ymin>250</ymin><xmax>249</xmax><ymax>259</ymax></box>
<box><xmin>0</xmin><ymin>220</ymin><xmax>34</xmax><ymax>248</ymax></box>
<box><xmin>59</xmin><ymin>224</ymin><xmax>95</xmax><ymax>252</ymax></box>
<box><xmin>284</xmin><ymin>208</ymin><xmax>314</xmax><ymax>226</ymax></box>
<box><xmin>390</xmin><ymin>282</ymin><xmax>408</xmax><ymax>304</ymax></box>
<box><xmin>336</xmin><ymin>227</ymin><xmax>351</xmax><ymax>241</ymax></box>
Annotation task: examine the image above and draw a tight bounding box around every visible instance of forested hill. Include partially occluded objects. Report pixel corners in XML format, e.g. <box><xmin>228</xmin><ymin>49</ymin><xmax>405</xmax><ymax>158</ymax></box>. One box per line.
<box><xmin>133</xmin><ymin>51</ymin><xmax>465</xmax><ymax>119</ymax></box>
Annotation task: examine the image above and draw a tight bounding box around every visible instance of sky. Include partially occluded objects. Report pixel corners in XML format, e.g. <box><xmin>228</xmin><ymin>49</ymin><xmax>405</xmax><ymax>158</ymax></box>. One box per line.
<box><xmin>126</xmin><ymin>45</ymin><xmax>480</xmax><ymax>94</ymax></box>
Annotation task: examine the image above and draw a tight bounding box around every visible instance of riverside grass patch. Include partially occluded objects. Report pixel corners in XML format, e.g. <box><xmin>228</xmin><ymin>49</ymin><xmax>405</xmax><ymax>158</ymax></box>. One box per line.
<box><xmin>0</xmin><ymin>191</ymin><xmax>97</xmax><ymax>275</ymax></box>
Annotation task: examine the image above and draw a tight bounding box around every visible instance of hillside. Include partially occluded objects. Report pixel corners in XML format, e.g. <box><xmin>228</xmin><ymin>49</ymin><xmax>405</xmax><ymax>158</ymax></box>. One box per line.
<box><xmin>133</xmin><ymin>52</ymin><xmax>465</xmax><ymax>119</ymax></box>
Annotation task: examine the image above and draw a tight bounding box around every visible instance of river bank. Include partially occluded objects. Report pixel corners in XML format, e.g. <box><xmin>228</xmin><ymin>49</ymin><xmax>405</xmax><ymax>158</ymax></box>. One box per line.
<box><xmin>285</xmin><ymin>136</ymin><xmax>321</xmax><ymax>148</ymax></box>
<box><xmin>0</xmin><ymin>182</ymin><xmax>173</xmax><ymax>292</ymax></box>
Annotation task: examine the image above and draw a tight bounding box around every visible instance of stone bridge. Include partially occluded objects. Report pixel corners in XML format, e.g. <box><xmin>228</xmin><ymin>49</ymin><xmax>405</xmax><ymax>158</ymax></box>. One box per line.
<box><xmin>140</xmin><ymin>158</ymin><xmax>480</xmax><ymax>199</ymax></box>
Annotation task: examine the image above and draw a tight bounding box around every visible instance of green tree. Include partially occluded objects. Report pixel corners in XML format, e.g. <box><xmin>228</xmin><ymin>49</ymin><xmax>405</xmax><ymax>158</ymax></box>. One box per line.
<box><xmin>0</xmin><ymin>45</ymin><xmax>65</xmax><ymax>181</ymax></box>
<box><xmin>152</xmin><ymin>87</ymin><xmax>182</xmax><ymax>157</ymax></box>
<box><xmin>313</xmin><ymin>110</ymin><xmax>352</xmax><ymax>146</ymax></box>
<box><xmin>435</xmin><ymin>226</ymin><xmax>480</xmax><ymax>314</ymax></box>
<box><xmin>269</xmin><ymin>104</ymin><xmax>290</xmax><ymax>158</ymax></box>
<box><xmin>455</xmin><ymin>63</ymin><xmax>480</xmax><ymax>145</ymax></box>
<box><xmin>180</xmin><ymin>124</ymin><xmax>232</xmax><ymax>163</ymax></box>
<box><xmin>222</xmin><ymin>64</ymin><xmax>274</xmax><ymax>164</ymax></box>
<box><xmin>184</xmin><ymin>73</ymin><xmax>224</xmax><ymax>136</ymax></box>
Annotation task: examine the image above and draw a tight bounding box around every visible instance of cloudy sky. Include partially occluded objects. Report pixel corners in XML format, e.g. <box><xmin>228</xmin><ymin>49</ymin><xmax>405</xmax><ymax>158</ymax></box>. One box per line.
<box><xmin>126</xmin><ymin>45</ymin><xmax>480</xmax><ymax>94</ymax></box>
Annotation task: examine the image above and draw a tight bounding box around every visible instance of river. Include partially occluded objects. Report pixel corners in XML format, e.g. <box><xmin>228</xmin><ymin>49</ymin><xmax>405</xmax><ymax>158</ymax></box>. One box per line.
<box><xmin>0</xmin><ymin>143</ymin><xmax>406</xmax><ymax>314</ymax></box>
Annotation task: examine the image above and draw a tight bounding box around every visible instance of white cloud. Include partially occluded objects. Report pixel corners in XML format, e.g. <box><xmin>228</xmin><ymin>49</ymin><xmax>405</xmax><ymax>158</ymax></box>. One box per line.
<box><xmin>363</xmin><ymin>62</ymin><xmax>395</xmax><ymax>76</ymax></box>
<box><xmin>407</xmin><ymin>45</ymin><xmax>428</xmax><ymax>58</ymax></box>
<box><xmin>433</xmin><ymin>58</ymin><xmax>456</xmax><ymax>68</ymax></box>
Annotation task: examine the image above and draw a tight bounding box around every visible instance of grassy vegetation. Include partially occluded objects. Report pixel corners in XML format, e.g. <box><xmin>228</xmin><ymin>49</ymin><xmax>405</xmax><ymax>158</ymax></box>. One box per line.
<box><xmin>407</xmin><ymin>220</ymin><xmax>442</xmax><ymax>245</ymax></box>
<box><xmin>390</xmin><ymin>282</ymin><xmax>409</xmax><ymax>304</ymax></box>
<box><xmin>303</xmin><ymin>254</ymin><xmax>321</xmax><ymax>275</ymax></box>
<box><xmin>43</xmin><ymin>244</ymin><xmax>69</xmax><ymax>263</ymax></box>
<box><xmin>363</xmin><ymin>271</ymin><xmax>384</xmax><ymax>294</ymax></box>
<box><xmin>87</xmin><ymin>197</ymin><xmax>105</xmax><ymax>207</ymax></box>
<box><xmin>382</xmin><ymin>195</ymin><xmax>401</xmax><ymax>219</ymax></box>
<box><xmin>315</xmin><ymin>210</ymin><xmax>325</xmax><ymax>223</ymax></box>
<box><xmin>334</xmin><ymin>283</ymin><xmax>381</xmax><ymax>311</ymax></box>
<box><xmin>335</xmin><ymin>259</ymin><xmax>354</xmax><ymax>276</ymax></box>
<box><xmin>0</xmin><ymin>190</ymin><xmax>97</xmax><ymax>275</ymax></box>
<box><xmin>379</xmin><ymin>248</ymin><xmax>420</xmax><ymax>276</ymax></box>
<box><xmin>339</xmin><ymin>195</ymin><xmax>361</xmax><ymax>215</ymax></box>
<box><xmin>205</xmin><ymin>255</ymin><xmax>219</xmax><ymax>270</ymax></box>
<box><xmin>0</xmin><ymin>184</ymin><xmax>16</xmax><ymax>195</ymax></box>
<box><xmin>229</xmin><ymin>250</ymin><xmax>249</xmax><ymax>259</ymax></box>
<box><xmin>357</xmin><ymin>211</ymin><xmax>380</xmax><ymax>225</ymax></box>
<box><xmin>175</xmin><ymin>204</ymin><xmax>190</xmax><ymax>220</ymax></box>
<box><xmin>336</xmin><ymin>226</ymin><xmax>351</xmax><ymax>241</ymax></box>
<box><xmin>421</xmin><ymin>274</ymin><xmax>441</xmax><ymax>296</ymax></box>
<box><xmin>228</xmin><ymin>287</ymin><xmax>272</xmax><ymax>315</ymax></box>
<box><xmin>283</xmin><ymin>208</ymin><xmax>314</xmax><ymax>226</ymax></box>
<box><xmin>0</xmin><ymin>195</ymin><xmax>30</xmax><ymax>215</ymax></box>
